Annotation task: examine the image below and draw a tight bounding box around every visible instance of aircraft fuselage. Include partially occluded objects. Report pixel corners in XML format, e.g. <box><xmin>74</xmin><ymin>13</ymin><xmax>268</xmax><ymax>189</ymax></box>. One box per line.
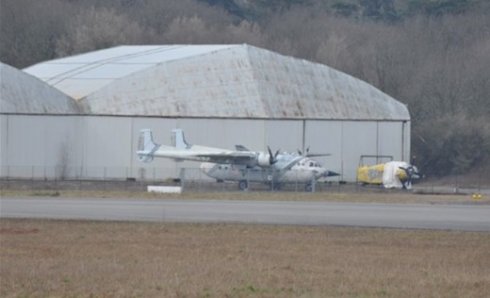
<box><xmin>200</xmin><ymin>157</ymin><xmax>326</xmax><ymax>185</ymax></box>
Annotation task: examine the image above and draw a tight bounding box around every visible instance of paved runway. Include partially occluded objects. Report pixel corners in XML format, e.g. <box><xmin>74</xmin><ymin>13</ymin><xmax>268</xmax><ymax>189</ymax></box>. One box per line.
<box><xmin>1</xmin><ymin>197</ymin><xmax>489</xmax><ymax>231</ymax></box>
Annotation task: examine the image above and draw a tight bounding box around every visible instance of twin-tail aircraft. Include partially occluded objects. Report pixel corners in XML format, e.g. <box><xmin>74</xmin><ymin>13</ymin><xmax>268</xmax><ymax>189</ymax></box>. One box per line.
<box><xmin>137</xmin><ymin>129</ymin><xmax>339</xmax><ymax>191</ymax></box>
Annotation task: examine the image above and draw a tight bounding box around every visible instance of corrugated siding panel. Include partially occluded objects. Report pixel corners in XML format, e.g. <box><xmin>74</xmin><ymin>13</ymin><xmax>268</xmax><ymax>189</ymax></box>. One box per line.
<box><xmin>1</xmin><ymin>114</ymin><xmax>409</xmax><ymax>182</ymax></box>
<box><xmin>377</xmin><ymin>122</ymin><xmax>403</xmax><ymax>160</ymax></box>
<box><xmin>304</xmin><ymin>120</ymin><xmax>343</xmax><ymax>177</ymax></box>
<box><xmin>341</xmin><ymin>121</ymin><xmax>378</xmax><ymax>181</ymax></box>
<box><xmin>0</xmin><ymin>116</ymin><xmax>7</xmax><ymax>171</ymax></box>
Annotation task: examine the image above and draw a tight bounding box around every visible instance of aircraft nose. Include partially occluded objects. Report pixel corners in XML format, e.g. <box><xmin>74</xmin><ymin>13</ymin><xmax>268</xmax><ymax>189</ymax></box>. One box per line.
<box><xmin>316</xmin><ymin>167</ymin><xmax>339</xmax><ymax>178</ymax></box>
<box><xmin>313</xmin><ymin>168</ymin><xmax>325</xmax><ymax>178</ymax></box>
<box><xmin>323</xmin><ymin>170</ymin><xmax>340</xmax><ymax>177</ymax></box>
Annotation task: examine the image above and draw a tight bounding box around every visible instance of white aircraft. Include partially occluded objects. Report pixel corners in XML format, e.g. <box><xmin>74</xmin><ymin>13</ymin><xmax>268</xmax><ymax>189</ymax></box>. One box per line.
<box><xmin>137</xmin><ymin>129</ymin><xmax>339</xmax><ymax>191</ymax></box>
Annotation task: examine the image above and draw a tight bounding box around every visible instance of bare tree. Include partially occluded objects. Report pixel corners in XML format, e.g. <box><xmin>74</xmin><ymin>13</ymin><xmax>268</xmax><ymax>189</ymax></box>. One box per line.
<box><xmin>56</xmin><ymin>141</ymin><xmax>70</xmax><ymax>180</ymax></box>
<box><xmin>55</xmin><ymin>7</ymin><xmax>154</xmax><ymax>57</ymax></box>
<box><xmin>0</xmin><ymin>0</ymin><xmax>73</xmax><ymax>67</ymax></box>
<box><xmin>1</xmin><ymin>0</ymin><xmax>489</xmax><ymax>175</ymax></box>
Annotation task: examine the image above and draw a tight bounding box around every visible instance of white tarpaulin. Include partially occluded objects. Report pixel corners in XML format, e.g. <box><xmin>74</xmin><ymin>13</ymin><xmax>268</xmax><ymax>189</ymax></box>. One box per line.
<box><xmin>382</xmin><ymin>161</ymin><xmax>411</xmax><ymax>189</ymax></box>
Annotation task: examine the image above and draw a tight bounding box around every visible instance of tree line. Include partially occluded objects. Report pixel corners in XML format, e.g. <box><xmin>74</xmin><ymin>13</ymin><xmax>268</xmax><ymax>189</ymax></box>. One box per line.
<box><xmin>1</xmin><ymin>0</ymin><xmax>489</xmax><ymax>176</ymax></box>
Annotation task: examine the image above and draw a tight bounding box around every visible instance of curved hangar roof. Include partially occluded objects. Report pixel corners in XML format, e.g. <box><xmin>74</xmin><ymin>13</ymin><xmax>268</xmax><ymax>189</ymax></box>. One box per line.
<box><xmin>0</xmin><ymin>62</ymin><xmax>79</xmax><ymax>114</ymax></box>
<box><xmin>24</xmin><ymin>45</ymin><xmax>409</xmax><ymax>120</ymax></box>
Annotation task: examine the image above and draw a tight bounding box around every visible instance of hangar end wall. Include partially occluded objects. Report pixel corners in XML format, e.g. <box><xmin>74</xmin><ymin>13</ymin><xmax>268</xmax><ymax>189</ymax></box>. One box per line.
<box><xmin>0</xmin><ymin>114</ymin><xmax>410</xmax><ymax>182</ymax></box>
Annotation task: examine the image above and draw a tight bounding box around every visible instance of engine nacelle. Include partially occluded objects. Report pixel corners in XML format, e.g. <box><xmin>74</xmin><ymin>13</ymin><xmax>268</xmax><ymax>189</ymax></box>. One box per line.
<box><xmin>257</xmin><ymin>152</ymin><xmax>272</xmax><ymax>167</ymax></box>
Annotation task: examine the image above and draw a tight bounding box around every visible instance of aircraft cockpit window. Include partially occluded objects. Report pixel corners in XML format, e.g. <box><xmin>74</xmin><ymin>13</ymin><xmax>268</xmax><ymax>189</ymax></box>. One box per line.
<box><xmin>309</xmin><ymin>162</ymin><xmax>314</xmax><ymax>167</ymax></box>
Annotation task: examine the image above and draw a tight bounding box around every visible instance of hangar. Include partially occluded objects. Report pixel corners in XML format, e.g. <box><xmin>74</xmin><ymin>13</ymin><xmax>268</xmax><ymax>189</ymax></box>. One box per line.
<box><xmin>0</xmin><ymin>62</ymin><xmax>79</xmax><ymax>114</ymax></box>
<box><xmin>1</xmin><ymin>44</ymin><xmax>410</xmax><ymax>182</ymax></box>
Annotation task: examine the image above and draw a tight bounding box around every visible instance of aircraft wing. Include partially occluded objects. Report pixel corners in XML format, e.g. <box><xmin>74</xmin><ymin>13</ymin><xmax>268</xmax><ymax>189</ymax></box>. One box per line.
<box><xmin>274</xmin><ymin>156</ymin><xmax>305</xmax><ymax>173</ymax></box>
<box><xmin>137</xmin><ymin>129</ymin><xmax>280</xmax><ymax>166</ymax></box>
<box><xmin>298</xmin><ymin>147</ymin><xmax>331</xmax><ymax>158</ymax></box>
<box><xmin>151</xmin><ymin>148</ymin><xmax>257</xmax><ymax>164</ymax></box>
<box><xmin>305</xmin><ymin>153</ymin><xmax>331</xmax><ymax>157</ymax></box>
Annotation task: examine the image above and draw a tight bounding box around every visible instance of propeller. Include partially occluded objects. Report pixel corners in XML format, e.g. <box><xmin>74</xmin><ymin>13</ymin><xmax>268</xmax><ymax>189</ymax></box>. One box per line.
<box><xmin>267</xmin><ymin>146</ymin><xmax>280</xmax><ymax>165</ymax></box>
<box><xmin>298</xmin><ymin>147</ymin><xmax>310</xmax><ymax>156</ymax></box>
<box><xmin>399</xmin><ymin>165</ymin><xmax>420</xmax><ymax>189</ymax></box>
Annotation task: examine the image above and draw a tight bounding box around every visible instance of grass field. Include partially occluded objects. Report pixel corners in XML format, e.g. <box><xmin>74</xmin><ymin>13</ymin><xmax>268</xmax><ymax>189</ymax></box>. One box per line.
<box><xmin>1</xmin><ymin>219</ymin><xmax>489</xmax><ymax>297</ymax></box>
<box><xmin>1</xmin><ymin>188</ymin><xmax>488</xmax><ymax>205</ymax></box>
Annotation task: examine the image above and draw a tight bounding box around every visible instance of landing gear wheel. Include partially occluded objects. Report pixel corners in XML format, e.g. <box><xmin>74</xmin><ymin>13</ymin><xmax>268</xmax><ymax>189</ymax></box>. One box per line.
<box><xmin>238</xmin><ymin>180</ymin><xmax>248</xmax><ymax>191</ymax></box>
<box><xmin>271</xmin><ymin>183</ymin><xmax>282</xmax><ymax>191</ymax></box>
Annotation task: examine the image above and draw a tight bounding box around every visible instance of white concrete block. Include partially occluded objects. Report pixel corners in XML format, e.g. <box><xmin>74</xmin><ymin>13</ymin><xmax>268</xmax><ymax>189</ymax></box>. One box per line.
<box><xmin>147</xmin><ymin>185</ymin><xmax>182</xmax><ymax>193</ymax></box>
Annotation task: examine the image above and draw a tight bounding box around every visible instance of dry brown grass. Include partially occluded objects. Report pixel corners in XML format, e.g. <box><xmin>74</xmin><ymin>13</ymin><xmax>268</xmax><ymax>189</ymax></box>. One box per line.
<box><xmin>2</xmin><ymin>188</ymin><xmax>487</xmax><ymax>205</ymax></box>
<box><xmin>1</xmin><ymin>219</ymin><xmax>489</xmax><ymax>297</ymax></box>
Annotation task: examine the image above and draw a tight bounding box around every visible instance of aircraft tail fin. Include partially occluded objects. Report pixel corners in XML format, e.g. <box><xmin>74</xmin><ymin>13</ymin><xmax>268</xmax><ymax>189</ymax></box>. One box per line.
<box><xmin>235</xmin><ymin>144</ymin><xmax>250</xmax><ymax>151</ymax></box>
<box><xmin>172</xmin><ymin>129</ymin><xmax>191</xmax><ymax>149</ymax></box>
<box><xmin>137</xmin><ymin>129</ymin><xmax>159</xmax><ymax>162</ymax></box>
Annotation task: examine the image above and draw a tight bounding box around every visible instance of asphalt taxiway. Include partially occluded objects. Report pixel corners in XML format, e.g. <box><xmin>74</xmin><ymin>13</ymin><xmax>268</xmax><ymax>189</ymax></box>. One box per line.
<box><xmin>2</xmin><ymin>196</ymin><xmax>490</xmax><ymax>231</ymax></box>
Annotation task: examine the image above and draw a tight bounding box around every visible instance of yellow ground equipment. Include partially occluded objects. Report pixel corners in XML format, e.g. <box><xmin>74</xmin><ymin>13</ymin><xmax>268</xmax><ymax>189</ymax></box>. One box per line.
<box><xmin>357</xmin><ymin>155</ymin><xmax>394</xmax><ymax>185</ymax></box>
<box><xmin>357</xmin><ymin>157</ymin><xmax>420</xmax><ymax>189</ymax></box>
<box><xmin>357</xmin><ymin>163</ymin><xmax>385</xmax><ymax>185</ymax></box>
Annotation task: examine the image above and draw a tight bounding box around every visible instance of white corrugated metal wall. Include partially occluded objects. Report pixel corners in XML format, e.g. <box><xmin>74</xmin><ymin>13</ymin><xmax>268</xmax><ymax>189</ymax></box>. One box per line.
<box><xmin>0</xmin><ymin>114</ymin><xmax>409</xmax><ymax>182</ymax></box>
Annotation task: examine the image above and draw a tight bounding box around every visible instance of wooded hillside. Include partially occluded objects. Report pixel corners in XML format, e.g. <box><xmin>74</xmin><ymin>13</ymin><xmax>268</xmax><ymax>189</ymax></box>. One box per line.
<box><xmin>1</xmin><ymin>0</ymin><xmax>489</xmax><ymax>176</ymax></box>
